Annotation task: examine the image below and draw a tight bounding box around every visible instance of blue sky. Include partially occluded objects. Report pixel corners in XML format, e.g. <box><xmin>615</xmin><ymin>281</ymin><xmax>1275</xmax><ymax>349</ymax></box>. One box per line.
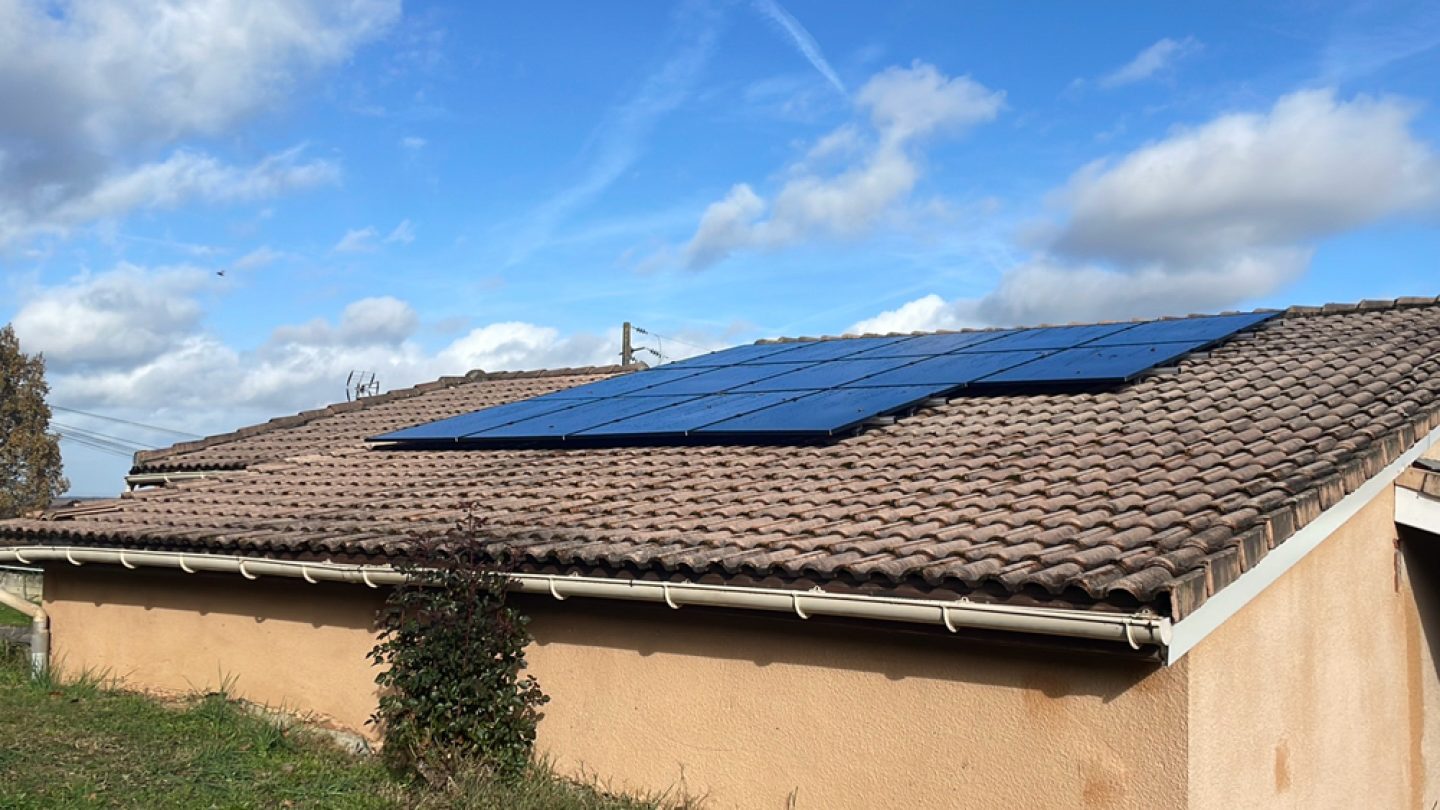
<box><xmin>2</xmin><ymin>0</ymin><xmax>1439</xmax><ymax>495</ymax></box>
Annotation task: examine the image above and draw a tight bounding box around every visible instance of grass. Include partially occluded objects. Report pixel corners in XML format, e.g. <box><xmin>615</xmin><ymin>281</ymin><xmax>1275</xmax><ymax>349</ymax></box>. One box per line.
<box><xmin>0</xmin><ymin>645</ymin><xmax>695</xmax><ymax>809</ymax></box>
<box><xmin>0</xmin><ymin>603</ymin><xmax>31</xmax><ymax>627</ymax></box>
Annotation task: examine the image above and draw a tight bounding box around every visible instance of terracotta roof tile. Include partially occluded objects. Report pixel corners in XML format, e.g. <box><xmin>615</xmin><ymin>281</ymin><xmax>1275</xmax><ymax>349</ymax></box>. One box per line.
<box><xmin>4</xmin><ymin>300</ymin><xmax>1440</xmax><ymax>618</ymax></box>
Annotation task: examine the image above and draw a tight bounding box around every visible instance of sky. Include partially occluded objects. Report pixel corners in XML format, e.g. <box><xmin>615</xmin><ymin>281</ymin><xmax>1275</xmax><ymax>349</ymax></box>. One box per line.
<box><xmin>2</xmin><ymin>0</ymin><xmax>1439</xmax><ymax>495</ymax></box>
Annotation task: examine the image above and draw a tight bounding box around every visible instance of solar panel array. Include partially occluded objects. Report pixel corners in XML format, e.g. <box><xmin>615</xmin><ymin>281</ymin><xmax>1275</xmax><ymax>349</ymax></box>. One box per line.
<box><xmin>372</xmin><ymin>312</ymin><xmax>1276</xmax><ymax>445</ymax></box>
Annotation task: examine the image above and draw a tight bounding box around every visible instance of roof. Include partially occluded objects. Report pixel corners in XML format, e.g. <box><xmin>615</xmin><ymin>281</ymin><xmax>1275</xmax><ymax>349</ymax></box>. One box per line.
<box><xmin>5</xmin><ymin>297</ymin><xmax>1440</xmax><ymax>619</ymax></box>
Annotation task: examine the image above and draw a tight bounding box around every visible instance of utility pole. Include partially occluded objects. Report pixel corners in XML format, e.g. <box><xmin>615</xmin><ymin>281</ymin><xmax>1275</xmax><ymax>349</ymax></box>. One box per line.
<box><xmin>620</xmin><ymin>321</ymin><xmax>634</xmax><ymax>365</ymax></box>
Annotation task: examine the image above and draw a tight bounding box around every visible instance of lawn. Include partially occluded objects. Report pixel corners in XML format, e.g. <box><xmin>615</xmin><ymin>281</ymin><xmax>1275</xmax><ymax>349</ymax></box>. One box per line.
<box><xmin>0</xmin><ymin>645</ymin><xmax>690</xmax><ymax>809</ymax></box>
<box><xmin>0</xmin><ymin>603</ymin><xmax>30</xmax><ymax>627</ymax></box>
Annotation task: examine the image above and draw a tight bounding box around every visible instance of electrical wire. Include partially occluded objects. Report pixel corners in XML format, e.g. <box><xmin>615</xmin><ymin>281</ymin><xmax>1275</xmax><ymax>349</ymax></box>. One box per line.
<box><xmin>55</xmin><ymin>432</ymin><xmax>139</xmax><ymax>459</ymax></box>
<box><xmin>49</xmin><ymin>405</ymin><xmax>199</xmax><ymax>439</ymax></box>
<box><xmin>51</xmin><ymin>421</ymin><xmax>156</xmax><ymax>453</ymax></box>
<box><xmin>631</xmin><ymin>327</ymin><xmax>710</xmax><ymax>353</ymax></box>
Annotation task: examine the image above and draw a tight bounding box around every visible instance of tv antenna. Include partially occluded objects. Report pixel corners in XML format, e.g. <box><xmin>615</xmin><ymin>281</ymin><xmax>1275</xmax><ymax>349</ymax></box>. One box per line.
<box><xmin>347</xmin><ymin>371</ymin><xmax>380</xmax><ymax>401</ymax></box>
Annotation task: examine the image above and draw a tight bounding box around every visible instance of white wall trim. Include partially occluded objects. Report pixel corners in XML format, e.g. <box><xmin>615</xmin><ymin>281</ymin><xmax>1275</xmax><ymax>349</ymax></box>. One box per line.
<box><xmin>1395</xmin><ymin>486</ymin><xmax>1440</xmax><ymax>535</ymax></box>
<box><xmin>1166</xmin><ymin>420</ymin><xmax>1440</xmax><ymax>664</ymax></box>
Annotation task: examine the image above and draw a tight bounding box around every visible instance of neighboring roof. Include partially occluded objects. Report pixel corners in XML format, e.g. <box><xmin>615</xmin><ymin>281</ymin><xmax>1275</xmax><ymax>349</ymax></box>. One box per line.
<box><xmin>130</xmin><ymin>366</ymin><xmax>629</xmax><ymax>473</ymax></box>
<box><xmin>4</xmin><ymin>298</ymin><xmax>1440</xmax><ymax>619</ymax></box>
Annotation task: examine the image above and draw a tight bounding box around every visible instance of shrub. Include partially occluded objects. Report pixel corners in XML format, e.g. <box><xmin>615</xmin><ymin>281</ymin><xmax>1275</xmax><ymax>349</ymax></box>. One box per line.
<box><xmin>369</xmin><ymin>515</ymin><xmax>547</xmax><ymax>783</ymax></box>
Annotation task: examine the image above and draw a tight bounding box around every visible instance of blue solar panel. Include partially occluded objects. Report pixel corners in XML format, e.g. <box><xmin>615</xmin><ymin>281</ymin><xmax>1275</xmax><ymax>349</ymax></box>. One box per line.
<box><xmin>373</xmin><ymin>397</ymin><xmax>583</xmax><ymax>442</ymax></box>
<box><xmin>576</xmin><ymin>392</ymin><xmax>800</xmax><ymax>436</ymax></box>
<box><xmin>368</xmin><ymin>309</ymin><xmax>1275</xmax><ymax>446</ymax></box>
<box><xmin>657</xmin><ymin>342</ymin><xmax>810</xmax><ymax>369</ymax></box>
<box><xmin>632</xmin><ymin>362</ymin><xmax>811</xmax><ymax>396</ymax></box>
<box><xmin>1086</xmin><ymin>312</ymin><xmax>1276</xmax><ymax>346</ymax></box>
<box><xmin>468</xmin><ymin>395</ymin><xmax>700</xmax><ymax>438</ymax></box>
<box><xmin>733</xmin><ymin>358</ymin><xmax>909</xmax><ymax>391</ymax></box>
<box><xmin>963</xmin><ymin>323</ymin><xmax>1136</xmax><ymax>352</ymax></box>
<box><xmin>843</xmin><ymin>329</ymin><xmax>1019</xmax><ymax>358</ymax></box>
<box><xmin>974</xmin><ymin>342</ymin><xmax>1203</xmax><ymax>385</ymax></box>
<box><xmin>843</xmin><ymin>350</ymin><xmax>1053</xmax><ymax>388</ymax></box>
<box><xmin>696</xmin><ymin>386</ymin><xmax>938</xmax><ymax>435</ymax></box>
<box><xmin>742</xmin><ymin>336</ymin><xmax>908</xmax><ymax>364</ymax></box>
<box><xmin>532</xmin><ymin>366</ymin><xmax>710</xmax><ymax>399</ymax></box>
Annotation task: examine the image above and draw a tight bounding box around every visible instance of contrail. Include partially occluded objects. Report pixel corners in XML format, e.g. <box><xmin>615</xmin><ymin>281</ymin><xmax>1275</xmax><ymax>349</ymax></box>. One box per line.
<box><xmin>751</xmin><ymin>0</ymin><xmax>846</xmax><ymax>96</ymax></box>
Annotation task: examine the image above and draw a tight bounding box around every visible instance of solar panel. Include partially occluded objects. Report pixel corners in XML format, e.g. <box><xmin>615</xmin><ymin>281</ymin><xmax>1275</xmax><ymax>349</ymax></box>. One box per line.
<box><xmin>696</xmin><ymin>386</ymin><xmax>939</xmax><ymax>435</ymax></box>
<box><xmin>576</xmin><ymin>392</ymin><xmax>800</xmax><ymax>436</ymax></box>
<box><xmin>961</xmin><ymin>323</ymin><xmax>1137</xmax><ymax>352</ymax></box>
<box><xmin>368</xmin><ymin>309</ymin><xmax>1276</xmax><ymax>446</ymax></box>
<box><xmin>973</xmin><ymin>342</ymin><xmax>1202</xmax><ymax>385</ymax></box>
<box><xmin>843</xmin><ymin>350</ymin><xmax>1053</xmax><ymax>388</ymax></box>
<box><xmin>843</xmin><ymin>330</ymin><xmax>1019</xmax><ymax>358</ymax></box>
<box><xmin>1086</xmin><ymin>312</ymin><xmax>1276</xmax><ymax>346</ymax></box>
<box><xmin>469</xmin><ymin>395</ymin><xmax>700</xmax><ymax>438</ymax></box>
<box><xmin>373</xmin><ymin>397</ymin><xmax>583</xmax><ymax>442</ymax></box>
<box><xmin>743</xmin><ymin>336</ymin><xmax>908</xmax><ymax>364</ymax></box>
<box><xmin>733</xmin><ymin>357</ymin><xmax>909</xmax><ymax>391</ymax></box>
<box><xmin>530</xmin><ymin>366</ymin><xmax>711</xmax><ymax>399</ymax></box>
<box><xmin>632</xmin><ymin>362</ymin><xmax>811</xmax><ymax>396</ymax></box>
<box><xmin>658</xmin><ymin>341</ymin><xmax>810</xmax><ymax>369</ymax></box>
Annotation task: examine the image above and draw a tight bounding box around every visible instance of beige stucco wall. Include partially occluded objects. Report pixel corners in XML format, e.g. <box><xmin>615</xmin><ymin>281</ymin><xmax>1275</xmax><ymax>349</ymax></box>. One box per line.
<box><xmin>522</xmin><ymin>602</ymin><xmax>1188</xmax><ymax>809</ymax></box>
<box><xmin>43</xmin><ymin>566</ymin><xmax>1190</xmax><ymax>809</ymax></box>
<box><xmin>1185</xmin><ymin>484</ymin><xmax>1439</xmax><ymax>809</ymax></box>
<box><xmin>43</xmin><ymin>568</ymin><xmax>385</xmax><ymax>733</ymax></box>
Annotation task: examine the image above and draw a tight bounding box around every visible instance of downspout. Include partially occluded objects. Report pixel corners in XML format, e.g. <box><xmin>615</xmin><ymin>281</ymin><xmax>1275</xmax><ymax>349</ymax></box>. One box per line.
<box><xmin>0</xmin><ymin>586</ymin><xmax>47</xmax><ymax>678</ymax></box>
<box><xmin>0</xmin><ymin>545</ymin><xmax>1171</xmax><ymax>652</ymax></box>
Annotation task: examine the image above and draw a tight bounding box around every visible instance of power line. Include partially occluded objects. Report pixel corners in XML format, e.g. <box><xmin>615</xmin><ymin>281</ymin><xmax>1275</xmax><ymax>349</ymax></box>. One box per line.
<box><xmin>55</xmin><ymin>432</ymin><xmax>139</xmax><ymax>459</ymax></box>
<box><xmin>49</xmin><ymin>405</ymin><xmax>200</xmax><ymax>439</ymax></box>
<box><xmin>52</xmin><ymin>421</ymin><xmax>156</xmax><ymax>452</ymax></box>
<box><xmin>631</xmin><ymin>327</ymin><xmax>709</xmax><ymax>353</ymax></box>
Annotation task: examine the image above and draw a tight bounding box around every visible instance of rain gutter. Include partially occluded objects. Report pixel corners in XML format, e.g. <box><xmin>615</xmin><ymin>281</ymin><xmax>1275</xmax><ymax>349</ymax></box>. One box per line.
<box><xmin>0</xmin><ymin>546</ymin><xmax>1171</xmax><ymax>653</ymax></box>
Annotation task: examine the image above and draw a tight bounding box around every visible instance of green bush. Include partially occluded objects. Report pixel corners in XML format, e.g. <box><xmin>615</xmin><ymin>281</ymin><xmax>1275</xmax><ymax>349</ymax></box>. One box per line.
<box><xmin>369</xmin><ymin>520</ymin><xmax>548</xmax><ymax>784</ymax></box>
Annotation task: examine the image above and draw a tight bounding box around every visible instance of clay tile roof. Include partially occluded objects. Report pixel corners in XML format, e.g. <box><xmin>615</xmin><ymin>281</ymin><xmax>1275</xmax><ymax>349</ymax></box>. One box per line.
<box><xmin>4</xmin><ymin>298</ymin><xmax>1440</xmax><ymax>619</ymax></box>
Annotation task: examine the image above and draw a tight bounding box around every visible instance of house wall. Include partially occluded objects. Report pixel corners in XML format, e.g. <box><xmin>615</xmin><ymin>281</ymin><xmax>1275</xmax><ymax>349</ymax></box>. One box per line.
<box><xmin>521</xmin><ymin>601</ymin><xmax>1189</xmax><ymax>809</ymax></box>
<box><xmin>42</xmin><ymin>566</ymin><xmax>1191</xmax><ymax>809</ymax></box>
<box><xmin>1185</xmin><ymin>485</ymin><xmax>1439</xmax><ymax>809</ymax></box>
<box><xmin>42</xmin><ymin>568</ymin><xmax>385</xmax><ymax>733</ymax></box>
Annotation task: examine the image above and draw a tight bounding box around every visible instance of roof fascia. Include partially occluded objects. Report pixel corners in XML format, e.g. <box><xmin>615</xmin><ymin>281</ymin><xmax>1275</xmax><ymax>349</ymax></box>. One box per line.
<box><xmin>1166</xmin><ymin>420</ymin><xmax>1440</xmax><ymax>664</ymax></box>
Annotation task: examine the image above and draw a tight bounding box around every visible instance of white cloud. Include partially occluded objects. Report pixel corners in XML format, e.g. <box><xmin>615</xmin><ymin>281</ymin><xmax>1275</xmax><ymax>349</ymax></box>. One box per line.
<box><xmin>233</xmin><ymin>246</ymin><xmax>284</xmax><ymax>270</ymax></box>
<box><xmin>853</xmin><ymin>88</ymin><xmax>1440</xmax><ymax>330</ymax></box>
<box><xmin>850</xmin><ymin>294</ymin><xmax>975</xmax><ymax>334</ymax></box>
<box><xmin>970</xmin><ymin>250</ymin><xmax>1312</xmax><ymax>326</ymax></box>
<box><xmin>1050</xmin><ymin>89</ymin><xmax>1439</xmax><ymax>266</ymax></box>
<box><xmin>333</xmin><ymin>219</ymin><xmax>413</xmax><ymax>252</ymax></box>
<box><xmin>438</xmin><ymin>322</ymin><xmax>615</xmax><ymax>372</ymax></box>
<box><xmin>399</xmin><ymin>136</ymin><xmax>427</xmax><ymax>150</ymax></box>
<box><xmin>333</xmin><ymin>226</ymin><xmax>379</xmax><ymax>253</ymax></box>
<box><xmin>682</xmin><ymin>62</ymin><xmax>1003</xmax><ymax>268</ymax></box>
<box><xmin>1100</xmin><ymin>37</ymin><xmax>1201</xmax><ymax>88</ymax></box>
<box><xmin>12</xmin><ymin>148</ymin><xmax>339</xmax><ymax>244</ymax></box>
<box><xmin>385</xmin><ymin>219</ymin><xmax>416</xmax><ymax>245</ymax></box>
<box><xmin>0</xmin><ymin>0</ymin><xmax>398</xmax><ymax>247</ymax></box>
<box><xmin>11</xmin><ymin>264</ymin><xmax>210</xmax><ymax>367</ymax></box>
<box><xmin>17</xmin><ymin>265</ymin><xmax>620</xmax><ymax>420</ymax></box>
<box><xmin>750</xmin><ymin>0</ymin><xmax>845</xmax><ymax>96</ymax></box>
